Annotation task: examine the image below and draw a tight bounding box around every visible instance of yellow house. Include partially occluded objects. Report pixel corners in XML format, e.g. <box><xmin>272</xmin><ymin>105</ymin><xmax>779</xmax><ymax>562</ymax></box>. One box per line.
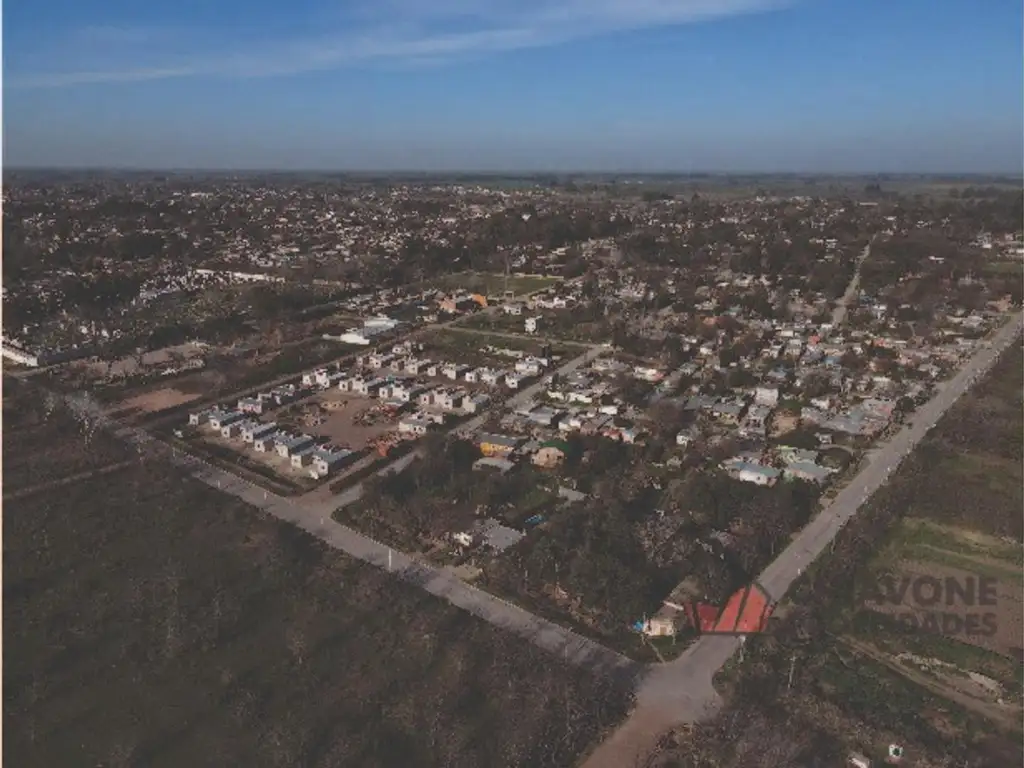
<box><xmin>477</xmin><ymin>433</ymin><xmax>520</xmax><ymax>458</ymax></box>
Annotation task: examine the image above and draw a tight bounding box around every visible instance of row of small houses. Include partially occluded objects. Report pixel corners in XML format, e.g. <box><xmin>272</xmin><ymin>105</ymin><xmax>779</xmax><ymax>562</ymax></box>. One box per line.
<box><xmin>236</xmin><ymin>383</ymin><xmax>306</xmax><ymax>416</ymax></box>
<box><xmin>338</xmin><ymin>352</ymin><xmax>551</xmax><ymax>385</ymax></box>
<box><xmin>300</xmin><ymin>364</ymin><xmax>493</xmax><ymax>416</ymax></box>
<box><xmin>188</xmin><ymin>407</ymin><xmax>356</xmax><ymax>479</ymax></box>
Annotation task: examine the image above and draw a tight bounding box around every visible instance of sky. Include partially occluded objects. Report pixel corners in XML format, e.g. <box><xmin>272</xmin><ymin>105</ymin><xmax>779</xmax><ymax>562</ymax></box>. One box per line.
<box><xmin>4</xmin><ymin>0</ymin><xmax>1022</xmax><ymax>172</ymax></box>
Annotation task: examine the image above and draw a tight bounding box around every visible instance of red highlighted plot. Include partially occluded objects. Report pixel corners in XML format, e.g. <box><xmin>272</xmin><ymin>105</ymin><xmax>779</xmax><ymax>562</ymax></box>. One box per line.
<box><xmin>685</xmin><ymin>582</ymin><xmax>774</xmax><ymax>635</ymax></box>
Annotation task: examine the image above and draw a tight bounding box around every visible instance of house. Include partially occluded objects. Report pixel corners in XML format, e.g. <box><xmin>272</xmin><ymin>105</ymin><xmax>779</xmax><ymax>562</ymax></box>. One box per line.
<box><xmin>188</xmin><ymin>409</ymin><xmax>212</xmax><ymax>426</ymax></box>
<box><xmin>398</xmin><ymin>413</ymin><xmax>434</xmax><ymax>436</ymax></box>
<box><xmin>533</xmin><ymin>439</ymin><xmax>569</xmax><ymax>468</ymax></box>
<box><xmin>463</xmin><ymin>393</ymin><xmax>490</xmax><ymax>414</ymax></box>
<box><xmin>208</xmin><ymin>408</ymin><xmax>245</xmax><ymax>430</ymax></box>
<box><xmin>237</xmin><ymin>395</ymin><xmax>269</xmax><ymax>415</ymax></box>
<box><xmin>242</xmin><ymin>421</ymin><xmax>278</xmax><ymax>444</ymax></box>
<box><xmin>783</xmin><ymin>460</ymin><xmax>834</xmax><ymax>485</ymax></box>
<box><xmin>380</xmin><ymin>380</ymin><xmax>415</xmax><ymax>402</ymax></box>
<box><xmin>525</xmin><ymin>316</ymin><xmax>541</xmax><ymax>334</ymax></box>
<box><xmin>270</xmin><ymin>384</ymin><xmax>299</xmax><ymax>405</ymax></box>
<box><xmin>440</xmin><ymin>294</ymin><xmax>477</xmax><ymax>314</ymax></box>
<box><xmin>636</xmin><ymin>607</ymin><xmax>680</xmax><ymax>638</ymax></box>
<box><xmin>711</xmin><ymin>401</ymin><xmax>745</xmax><ymax>424</ymax></box>
<box><xmin>355</xmin><ymin>377</ymin><xmax>387</xmax><ymax>397</ymax></box>
<box><xmin>504</xmin><ymin>373</ymin><xmax>522</xmax><ymax>389</ymax></box>
<box><xmin>290</xmin><ymin>446</ymin><xmax>317</xmax><ymax>468</ymax></box>
<box><xmin>404</xmin><ymin>358</ymin><xmax>432</xmax><ymax>375</ymax></box>
<box><xmin>473</xmin><ymin>456</ymin><xmax>516</xmax><ymax>474</ymax></box>
<box><xmin>477</xmin><ymin>433</ymin><xmax>521</xmax><ymax>458</ymax></box>
<box><xmin>302</xmin><ymin>369</ymin><xmax>325</xmax><ymax>387</ymax></box>
<box><xmin>419</xmin><ymin>387</ymin><xmax>464</xmax><ymax>411</ymax></box>
<box><xmin>515</xmin><ymin>356</ymin><xmax>545</xmax><ymax>376</ymax></box>
<box><xmin>221</xmin><ymin>420</ymin><xmax>245</xmax><ymax>439</ymax></box>
<box><xmin>442</xmin><ymin>363</ymin><xmax>470</xmax><ymax>381</ymax></box>
<box><xmin>723</xmin><ymin>459</ymin><xmax>781</xmax><ymax>486</ymax></box>
<box><xmin>253</xmin><ymin>430</ymin><xmax>285</xmax><ymax>452</ymax></box>
<box><xmin>521</xmin><ymin>406</ymin><xmax>556</xmax><ymax>427</ymax></box>
<box><xmin>276</xmin><ymin>434</ymin><xmax>316</xmax><ymax>458</ymax></box>
<box><xmin>310</xmin><ymin>447</ymin><xmax>354</xmax><ymax>478</ymax></box>
<box><xmin>503</xmin><ymin>302</ymin><xmax>524</xmax><ymax>316</ymax></box>
<box><xmin>320</xmin><ymin>371</ymin><xmax>346</xmax><ymax>388</ymax></box>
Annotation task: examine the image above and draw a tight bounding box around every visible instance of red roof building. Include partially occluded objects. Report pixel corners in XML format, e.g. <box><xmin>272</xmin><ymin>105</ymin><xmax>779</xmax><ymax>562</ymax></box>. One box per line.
<box><xmin>685</xmin><ymin>582</ymin><xmax>774</xmax><ymax>635</ymax></box>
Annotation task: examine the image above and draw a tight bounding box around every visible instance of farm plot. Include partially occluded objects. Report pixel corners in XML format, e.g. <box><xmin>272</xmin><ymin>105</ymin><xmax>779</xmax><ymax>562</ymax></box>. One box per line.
<box><xmin>841</xmin><ymin>342</ymin><xmax>1024</xmax><ymax>724</ymax></box>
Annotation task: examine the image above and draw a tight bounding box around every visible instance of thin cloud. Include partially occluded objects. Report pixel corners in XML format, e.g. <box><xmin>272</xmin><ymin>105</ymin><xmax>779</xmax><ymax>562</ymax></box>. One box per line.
<box><xmin>7</xmin><ymin>0</ymin><xmax>790</xmax><ymax>89</ymax></box>
<box><xmin>74</xmin><ymin>25</ymin><xmax>162</xmax><ymax>44</ymax></box>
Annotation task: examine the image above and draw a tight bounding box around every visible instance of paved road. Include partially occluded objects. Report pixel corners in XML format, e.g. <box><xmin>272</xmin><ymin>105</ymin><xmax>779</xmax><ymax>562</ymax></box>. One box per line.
<box><xmin>582</xmin><ymin>311</ymin><xmax>1023</xmax><ymax>768</ymax></box>
<box><xmin>830</xmin><ymin>240</ymin><xmax>872</xmax><ymax>328</ymax></box>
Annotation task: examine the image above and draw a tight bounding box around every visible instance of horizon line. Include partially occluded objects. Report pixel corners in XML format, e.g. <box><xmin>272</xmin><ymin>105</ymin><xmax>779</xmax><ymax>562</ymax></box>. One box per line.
<box><xmin>5</xmin><ymin>166</ymin><xmax>1023</xmax><ymax>179</ymax></box>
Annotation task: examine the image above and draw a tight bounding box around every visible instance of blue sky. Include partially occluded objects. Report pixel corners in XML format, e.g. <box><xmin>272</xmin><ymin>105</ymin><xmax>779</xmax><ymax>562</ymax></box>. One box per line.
<box><xmin>4</xmin><ymin>0</ymin><xmax>1022</xmax><ymax>172</ymax></box>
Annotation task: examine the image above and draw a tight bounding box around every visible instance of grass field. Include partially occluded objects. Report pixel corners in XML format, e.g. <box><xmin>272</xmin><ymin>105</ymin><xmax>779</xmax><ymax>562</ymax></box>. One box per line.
<box><xmin>4</xmin><ymin>385</ymin><xmax>632</xmax><ymax>768</ymax></box>
<box><xmin>3</xmin><ymin>383</ymin><xmax>133</xmax><ymax>492</ymax></box>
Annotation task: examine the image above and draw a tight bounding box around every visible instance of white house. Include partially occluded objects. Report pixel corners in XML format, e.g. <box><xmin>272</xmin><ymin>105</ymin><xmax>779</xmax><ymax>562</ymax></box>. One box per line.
<box><xmin>254</xmin><ymin>431</ymin><xmax>285</xmax><ymax>452</ymax></box>
<box><xmin>311</xmin><ymin>447</ymin><xmax>353</xmax><ymax>478</ymax></box>
<box><xmin>208</xmin><ymin>408</ymin><xmax>245</xmax><ymax>430</ymax></box>
<box><xmin>399</xmin><ymin>413</ymin><xmax>433</xmax><ymax>436</ymax></box>
<box><xmin>525</xmin><ymin>316</ymin><xmax>541</xmax><ymax>334</ymax></box>
<box><xmin>276</xmin><ymin>434</ymin><xmax>315</xmax><ymax>458</ymax></box>
<box><xmin>290</xmin><ymin>446</ymin><xmax>317</xmax><ymax>468</ymax></box>
<box><xmin>188</xmin><ymin>409</ymin><xmax>212</xmax><ymax>426</ymax></box>
<box><xmin>303</xmin><ymin>369</ymin><xmax>327</xmax><ymax>387</ymax></box>
<box><xmin>242</xmin><ymin>421</ymin><xmax>278</xmax><ymax>444</ymax></box>
<box><xmin>443</xmin><ymin>363</ymin><xmax>469</xmax><ymax>381</ymax></box>
<box><xmin>515</xmin><ymin>357</ymin><xmax>545</xmax><ymax>376</ymax></box>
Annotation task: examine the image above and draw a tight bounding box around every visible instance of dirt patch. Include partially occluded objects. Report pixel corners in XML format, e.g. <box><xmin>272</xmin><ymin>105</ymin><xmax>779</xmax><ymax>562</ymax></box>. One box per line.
<box><xmin>771</xmin><ymin>412</ymin><xmax>799</xmax><ymax>436</ymax></box>
<box><xmin>120</xmin><ymin>387</ymin><xmax>201</xmax><ymax>414</ymax></box>
<box><xmin>82</xmin><ymin>343</ymin><xmax>207</xmax><ymax>378</ymax></box>
<box><xmin>307</xmin><ymin>390</ymin><xmax>398</xmax><ymax>450</ymax></box>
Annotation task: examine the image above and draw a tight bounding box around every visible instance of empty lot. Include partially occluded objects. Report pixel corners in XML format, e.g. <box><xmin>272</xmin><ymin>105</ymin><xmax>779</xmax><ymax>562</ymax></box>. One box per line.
<box><xmin>4</xmin><ymin>386</ymin><xmax>631</xmax><ymax>768</ymax></box>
